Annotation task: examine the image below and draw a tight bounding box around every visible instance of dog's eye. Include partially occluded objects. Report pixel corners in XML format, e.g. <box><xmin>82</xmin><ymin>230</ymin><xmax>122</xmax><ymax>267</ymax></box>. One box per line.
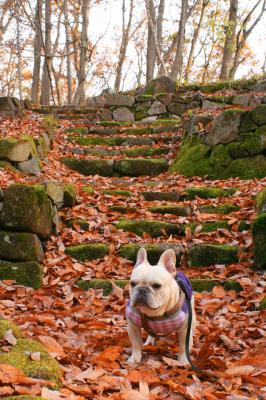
<box><xmin>152</xmin><ymin>283</ymin><xmax>162</xmax><ymax>290</ymax></box>
<box><xmin>130</xmin><ymin>281</ymin><xmax>137</xmax><ymax>287</ymax></box>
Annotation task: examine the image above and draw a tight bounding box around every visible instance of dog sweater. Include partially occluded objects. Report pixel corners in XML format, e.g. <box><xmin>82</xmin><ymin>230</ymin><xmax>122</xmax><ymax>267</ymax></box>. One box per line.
<box><xmin>126</xmin><ymin>272</ymin><xmax>193</xmax><ymax>336</ymax></box>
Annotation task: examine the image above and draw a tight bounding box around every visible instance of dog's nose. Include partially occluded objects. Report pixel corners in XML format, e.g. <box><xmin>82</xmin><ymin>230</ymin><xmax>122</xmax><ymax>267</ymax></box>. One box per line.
<box><xmin>138</xmin><ymin>286</ymin><xmax>149</xmax><ymax>294</ymax></box>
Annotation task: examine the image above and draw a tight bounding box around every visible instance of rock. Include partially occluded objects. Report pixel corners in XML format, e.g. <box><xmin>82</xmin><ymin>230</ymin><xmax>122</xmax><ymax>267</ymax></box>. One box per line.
<box><xmin>255</xmin><ymin>79</ymin><xmax>266</xmax><ymax>91</ymax></box>
<box><xmin>0</xmin><ymin>187</ymin><xmax>4</xmax><ymax>200</ymax></box>
<box><xmin>156</xmin><ymin>93</ymin><xmax>175</xmax><ymax>106</ymax></box>
<box><xmin>0</xmin><ymin>97</ymin><xmax>19</xmax><ymax>116</ymax></box>
<box><xmin>0</xmin><ymin>260</ymin><xmax>43</xmax><ymax>288</ymax></box>
<box><xmin>0</xmin><ymin>139</ymin><xmax>31</xmax><ymax>162</ymax></box>
<box><xmin>148</xmin><ymin>205</ymin><xmax>191</xmax><ymax>217</ymax></box>
<box><xmin>42</xmin><ymin>180</ymin><xmax>64</xmax><ymax>207</ymax></box>
<box><xmin>135</xmin><ymin>94</ymin><xmax>156</xmax><ymax>103</ymax></box>
<box><xmin>226</xmin><ymin>142</ymin><xmax>249</xmax><ymax>159</ymax></box>
<box><xmin>17</xmin><ymin>157</ymin><xmax>41</xmax><ymax>175</ymax></box>
<box><xmin>141</xmin><ymin>191</ymin><xmax>180</xmax><ymax>201</ymax></box>
<box><xmin>138</xmin><ymin>76</ymin><xmax>176</xmax><ymax>95</ymax></box>
<box><xmin>252</xmin><ymin>213</ymin><xmax>266</xmax><ymax>269</ymax></box>
<box><xmin>262</xmin><ymin>96</ymin><xmax>266</xmax><ymax>104</ymax></box>
<box><xmin>65</xmin><ymin>243</ymin><xmax>109</xmax><ymax>261</ymax></box>
<box><xmin>188</xmin><ymin>244</ymin><xmax>239</xmax><ymax>267</ymax></box>
<box><xmin>113</xmin><ymin>107</ymin><xmax>134</xmax><ymax>122</ymax></box>
<box><xmin>100</xmin><ymin>108</ymin><xmax>113</xmax><ymax>121</ymax></box>
<box><xmin>209</xmin><ymin>144</ymin><xmax>232</xmax><ymax>167</ymax></box>
<box><xmin>141</xmin><ymin>116</ymin><xmax>157</xmax><ymax>123</ymax></box>
<box><xmin>239</xmin><ymin>113</ymin><xmax>258</xmax><ymax>133</ymax></box>
<box><xmin>122</xmin><ymin>137</ymin><xmax>154</xmax><ymax>146</ymax></box>
<box><xmin>119</xmin><ymin>243</ymin><xmax>183</xmax><ymax>265</ymax></box>
<box><xmin>167</xmin><ymin>102</ymin><xmax>188</xmax><ymax>115</ymax></box>
<box><xmin>256</xmin><ymin>189</ymin><xmax>266</xmax><ymax>214</ymax></box>
<box><xmin>182</xmin><ymin>186</ymin><xmax>237</xmax><ymax>200</ymax></box>
<box><xmin>102</xmin><ymin>189</ymin><xmax>132</xmax><ymax>197</ymax></box>
<box><xmin>237</xmin><ymin>128</ymin><xmax>266</xmax><ymax>156</ymax></box>
<box><xmin>249</xmin><ymin>105</ymin><xmax>266</xmax><ymax>126</ymax></box>
<box><xmin>116</xmin><ymin>219</ymin><xmax>182</xmax><ymax>237</ymax></box>
<box><xmin>206</xmin><ymin>109</ymin><xmax>244</xmax><ymax>146</ymax></box>
<box><xmin>199</xmin><ymin>203</ymin><xmax>240</xmax><ymax>214</ymax></box>
<box><xmin>63</xmin><ymin>184</ymin><xmax>77</xmax><ymax>207</ymax></box>
<box><xmin>0</xmin><ymin>184</ymin><xmax>53</xmax><ymax>240</ymax></box>
<box><xmin>187</xmin><ymin>114</ymin><xmax>213</xmax><ymax>135</ymax></box>
<box><xmin>223</xmin><ymin>155</ymin><xmax>266</xmax><ymax>179</ymax></box>
<box><xmin>61</xmin><ymin>158</ymin><xmax>115</xmax><ymax>176</ymax></box>
<box><xmin>147</xmin><ymin>101</ymin><xmax>167</xmax><ymax>116</ymax></box>
<box><xmin>202</xmin><ymin>99</ymin><xmax>227</xmax><ymax>110</ymax></box>
<box><xmin>0</xmin><ymin>231</ymin><xmax>44</xmax><ymax>262</ymax></box>
<box><xmin>232</xmin><ymin>94</ymin><xmax>253</xmax><ymax>106</ymax></box>
<box><xmin>114</xmin><ymin>158</ymin><xmax>169</xmax><ymax>176</ymax></box>
<box><xmin>104</xmin><ymin>93</ymin><xmax>135</xmax><ymax>107</ymax></box>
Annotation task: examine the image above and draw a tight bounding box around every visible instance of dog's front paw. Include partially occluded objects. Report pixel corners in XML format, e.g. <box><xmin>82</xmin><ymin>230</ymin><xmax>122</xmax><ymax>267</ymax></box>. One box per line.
<box><xmin>178</xmin><ymin>354</ymin><xmax>189</xmax><ymax>366</ymax></box>
<box><xmin>144</xmin><ymin>335</ymin><xmax>155</xmax><ymax>346</ymax></box>
<box><xmin>127</xmin><ymin>351</ymin><xmax>142</xmax><ymax>365</ymax></box>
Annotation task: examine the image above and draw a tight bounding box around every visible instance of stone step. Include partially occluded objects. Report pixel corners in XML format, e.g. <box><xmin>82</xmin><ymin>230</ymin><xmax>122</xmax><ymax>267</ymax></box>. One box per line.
<box><xmin>76</xmin><ymin>278</ymin><xmax>242</xmax><ymax>295</ymax></box>
<box><xmin>67</xmin><ymin>135</ymin><xmax>180</xmax><ymax>147</ymax></box>
<box><xmin>140</xmin><ymin>187</ymin><xmax>238</xmax><ymax>201</ymax></box>
<box><xmin>57</xmin><ymin>114</ymin><xmax>100</xmax><ymax>121</ymax></box>
<box><xmin>70</xmin><ymin>146</ymin><xmax>170</xmax><ymax>158</ymax></box>
<box><xmin>32</xmin><ymin>106</ymin><xmax>102</xmax><ymax>115</ymax></box>
<box><xmin>0</xmin><ymin>260</ymin><xmax>43</xmax><ymax>288</ymax></box>
<box><xmin>71</xmin><ymin>125</ymin><xmax>180</xmax><ymax>136</ymax></box>
<box><xmin>61</xmin><ymin>158</ymin><xmax>169</xmax><ymax>177</ymax></box>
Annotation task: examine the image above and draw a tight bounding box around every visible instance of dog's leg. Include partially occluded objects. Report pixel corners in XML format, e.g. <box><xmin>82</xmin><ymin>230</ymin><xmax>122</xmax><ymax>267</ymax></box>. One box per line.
<box><xmin>127</xmin><ymin>318</ymin><xmax>143</xmax><ymax>364</ymax></box>
<box><xmin>178</xmin><ymin>297</ymin><xmax>196</xmax><ymax>365</ymax></box>
<box><xmin>144</xmin><ymin>335</ymin><xmax>155</xmax><ymax>346</ymax></box>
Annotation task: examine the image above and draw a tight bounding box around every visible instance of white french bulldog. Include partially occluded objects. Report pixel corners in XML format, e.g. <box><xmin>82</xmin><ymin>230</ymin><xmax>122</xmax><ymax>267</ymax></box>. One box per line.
<box><xmin>126</xmin><ymin>247</ymin><xmax>196</xmax><ymax>365</ymax></box>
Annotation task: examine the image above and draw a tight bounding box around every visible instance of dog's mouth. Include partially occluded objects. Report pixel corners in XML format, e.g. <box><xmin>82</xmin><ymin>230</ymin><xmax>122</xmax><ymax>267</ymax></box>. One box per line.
<box><xmin>131</xmin><ymin>290</ymin><xmax>160</xmax><ymax>310</ymax></box>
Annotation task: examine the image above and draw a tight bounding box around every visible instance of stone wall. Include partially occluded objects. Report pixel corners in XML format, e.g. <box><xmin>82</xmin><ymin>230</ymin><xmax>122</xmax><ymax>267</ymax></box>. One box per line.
<box><xmin>252</xmin><ymin>188</ymin><xmax>266</xmax><ymax>270</ymax></box>
<box><xmin>0</xmin><ymin>182</ymin><xmax>76</xmax><ymax>288</ymax></box>
<box><xmin>171</xmin><ymin>105</ymin><xmax>266</xmax><ymax>179</ymax></box>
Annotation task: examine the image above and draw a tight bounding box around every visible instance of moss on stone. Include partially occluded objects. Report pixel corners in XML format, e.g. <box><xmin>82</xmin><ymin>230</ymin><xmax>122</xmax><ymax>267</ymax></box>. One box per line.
<box><xmin>226</xmin><ymin>142</ymin><xmax>249</xmax><ymax>159</ymax></box>
<box><xmin>122</xmin><ymin>128</ymin><xmax>153</xmax><ymax>135</ymax></box>
<box><xmin>62</xmin><ymin>184</ymin><xmax>76</xmax><ymax>207</ymax></box>
<box><xmin>256</xmin><ymin>189</ymin><xmax>266</xmax><ymax>214</ymax></box>
<box><xmin>68</xmin><ymin>136</ymin><xmax>125</xmax><ymax>146</ymax></box>
<box><xmin>136</xmin><ymin>94</ymin><xmax>156</xmax><ymax>102</ymax></box>
<box><xmin>66</xmin><ymin>219</ymin><xmax>90</xmax><ymax>230</ymax></box>
<box><xmin>238</xmin><ymin>130</ymin><xmax>266</xmax><ymax>156</ymax></box>
<box><xmin>135</xmin><ymin>109</ymin><xmax>148</xmax><ymax>120</ymax></box>
<box><xmin>66</xmin><ymin>127</ymin><xmax>89</xmax><ymax>135</ymax></box>
<box><xmin>223</xmin><ymin>155</ymin><xmax>266</xmax><ymax>179</ymax></box>
<box><xmin>0</xmin><ymin>338</ymin><xmax>61</xmax><ymax>386</ymax></box>
<box><xmin>118</xmin><ymin>243</ymin><xmax>182</xmax><ymax>265</ymax></box>
<box><xmin>124</xmin><ymin>147</ymin><xmax>169</xmax><ymax>157</ymax></box>
<box><xmin>153</xmin><ymin>119</ymin><xmax>180</xmax><ymax>126</ymax></box>
<box><xmin>76</xmin><ymin>278</ymin><xmax>242</xmax><ymax>295</ymax></box>
<box><xmin>209</xmin><ymin>144</ymin><xmax>232</xmax><ymax>167</ymax></box>
<box><xmin>180</xmin><ymin>77</ymin><xmax>258</xmax><ymax>93</ymax></box>
<box><xmin>258</xmin><ymin>297</ymin><xmax>266</xmax><ymax>309</ymax></box>
<box><xmin>116</xmin><ymin>219</ymin><xmax>182</xmax><ymax>237</ymax></box>
<box><xmin>0</xmin><ymin>319</ymin><xmax>23</xmax><ymax>339</ymax></box>
<box><xmin>61</xmin><ymin>158</ymin><xmax>114</xmax><ymax>177</ymax></box>
<box><xmin>81</xmin><ymin>185</ymin><xmax>94</xmax><ymax>195</ymax></box>
<box><xmin>148</xmin><ymin>205</ymin><xmax>191</xmax><ymax>217</ymax></box>
<box><xmin>188</xmin><ymin>220</ymin><xmax>230</xmax><ymax>233</ymax></box>
<box><xmin>41</xmin><ymin>115</ymin><xmax>59</xmax><ymax>134</ymax></box>
<box><xmin>102</xmin><ymin>189</ymin><xmax>132</xmax><ymax>197</ymax></box>
<box><xmin>183</xmin><ymin>186</ymin><xmax>237</xmax><ymax>200</ymax></box>
<box><xmin>0</xmin><ymin>161</ymin><xmax>21</xmax><ymax>174</ymax></box>
<box><xmin>114</xmin><ymin>158</ymin><xmax>168</xmax><ymax>176</ymax></box>
<box><xmin>99</xmin><ymin>121</ymin><xmax>128</xmax><ymax>127</ymax></box>
<box><xmin>207</xmin><ymin>95</ymin><xmax>233</xmax><ymax>104</ymax></box>
<box><xmin>239</xmin><ymin>113</ymin><xmax>258</xmax><ymax>133</ymax></box>
<box><xmin>0</xmin><ymin>231</ymin><xmax>44</xmax><ymax>262</ymax></box>
<box><xmin>249</xmin><ymin>105</ymin><xmax>266</xmax><ymax>126</ymax></box>
<box><xmin>0</xmin><ymin>260</ymin><xmax>43</xmax><ymax>289</ymax></box>
<box><xmin>188</xmin><ymin>244</ymin><xmax>239</xmax><ymax>267</ymax></box>
<box><xmin>109</xmin><ymin>205</ymin><xmax>137</xmax><ymax>213</ymax></box>
<box><xmin>65</xmin><ymin>243</ymin><xmax>109</xmax><ymax>261</ymax></box>
<box><xmin>141</xmin><ymin>191</ymin><xmax>180</xmax><ymax>201</ymax></box>
<box><xmin>252</xmin><ymin>213</ymin><xmax>266</xmax><ymax>269</ymax></box>
<box><xmin>199</xmin><ymin>203</ymin><xmax>240</xmax><ymax>215</ymax></box>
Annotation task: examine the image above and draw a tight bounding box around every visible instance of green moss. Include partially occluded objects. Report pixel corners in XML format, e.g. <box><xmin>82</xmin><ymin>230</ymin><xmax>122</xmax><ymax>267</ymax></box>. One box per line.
<box><xmin>226</xmin><ymin>142</ymin><xmax>249</xmax><ymax>159</ymax></box>
<box><xmin>81</xmin><ymin>185</ymin><xmax>94</xmax><ymax>195</ymax></box>
<box><xmin>256</xmin><ymin>189</ymin><xmax>266</xmax><ymax>214</ymax></box>
<box><xmin>179</xmin><ymin>76</ymin><xmax>258</xmax><ymax>93</ymax></box>
<box><xmin>22</xmin><ymin>135</ymin><xmax>43</xmax><ymax>169</ymax></box>
<box><xmin>102</xmin><ymin>189</ymin><xmax>132</xmax><ymax>197</ymax></box>
<box><xmin>114</xmin><ymin>158</ymin><xmax>169</xmax><ymax>176</ymax></box>
<box><xmin>209</xmin><ymin>144</ymin><xmax>232</xmax><ymax>167</ymax></box>
<box><xmin>0</xmin><ymin>319</ymin><xmax>22</xmax><ymax>339</ymax></box>
<box><xmin>239</xmin><ymin>113</ymin><xmax>258</xmax><ymax>133</ymax></box>
<box><xmin>65</xmin><ymin>243</ymin><xmax>109</xmax><ymax>261</ymax></box>
<box><xmin>188</xmin><ymin>220</ymin><xmax>230</xmax><ymax>233</ymax></box>
<box><xmin>252</xmin><ymin>214</ymin><xmax>266</xmax><ymax>269</ymax></box>
<box><xmin>67</xmin><ymin>136</ymin><xmax>125</xmax><ymax>146</ymax></box>
<box><xmin>76</xmin><ymin>278</ymin><xmax>242</xmax><ymax>295</ymax></box>
<box><xmin>258</xmin><ymin>297</ymin><xmax>266</xmax><ymax>309</ymax></box>
<box><xmin>207</xmin><ymin>95</ymin><xmax>233</xmax><ymax>104</ymax></box>
<box><xmin>238</xmin><ymin>220</ymin><xmax>250</xmax><ymax>231</ymax></box>
<box><xmin>0</xmin><ymin>161</ymin><xmax>21</xmax><ymax>174</ymax></box>
<box><xmin>188</xmin><ymin>244</ymin><xmax>239</xmax><ymax>267</ymax></box>
<box><xmin>148</xmin><ymin>205</ymin><xmax>191</xmax><ymax>217</ymax></box>
<box><xmin>124</xmin><ymin>147</ymin><xmax>169</xmax><ymax>157</ymax></box>
<box><xmin>238</xmin><ymin>130</ymin><xmax>266</xmax><ymax>156</ymax></box>
<box><xmin>66</xmin><ymin>219</ymin><xmax>90</xmax><ymax>230</ymax></box>
<box><xmin>66</xmin><ymin>127</ymin><xmax>89</xmax><ymax>135</ymax></box>
<box><xmin>153</xmin><ymin>119</ymin><xmax>180</xmax><ymax>126</ymax></box>
<box><xmin>183</xmin><ymin>187</ymin><xmax>237</xmax><ymax>200</ymax></box>
<box><xmin>223</xmin><ymin>108</ymin><xmax>245</xmax><ymax>117</ymax></box>
<box><xmin>199</xmin><ymin>203</ymin><xmax>240</xmax><ymax>215</ymax></box>
<box><xmin>249</xmin><ymin>105</ymin><xmax>266</xmax><ymax>126</ymax></box>
<box><xmin>0</xmin><ymin>338</ymin><xmax>61</xmax><ymax>386</ymax></box>
<box><xmin>0</xmin><ymin>260</ymin><xmax>43</xmax><ymax>289</ymax></box>
<box><xmin>41</xmin><ymin>114</ymin><xmax>59</xmax><ymax>135</ymax></box>
<box><xmin>109</xmin><ymin>205</ymin><xmax>137</xmax><ymax>213</ymax></box>
<box><xmin>223</xmin><ymin>155</ymin><xmax>266</xmax><ymax>179</ymax></box>
<box><xmin>61</xmin><ymin>158</ymin><xmax>114</xmax><ymax>176</ymax></box>
<box><xmin>116</xmin><ymin>219</ymin><xmax>182</xmax><ymax>237</ymax></box>
<box><xmin>122</xmin><ymin>128</ymin><xmax>153</xmax><ymax>135</ymax></box>
<box><xmin>118</xmin><ymin>243</ymin><xmax>182</xmax><ymax>265</ymax></box>
<box><xmin>135</xmin><ymin>109</ymin><xmax>147</xmax><ymax>120</ymax></box>
<box><xmin>136</xmin><ymin>94</ymin><xmax>156</xmax><ymax>102</ymax></box>
<box><xmin>63</xmin><ymin>183</ymin><xmax>76</xmax><ymax>207</ymax></box>
<box><xmin>99</xmin><ymin>121</ymin><xmax>129</xmax><ymax>127</ymax></box>
<box><xmin>0</xmin><ymin>231</ymin><xmax>44</xmax><ymax>262</ymax></box>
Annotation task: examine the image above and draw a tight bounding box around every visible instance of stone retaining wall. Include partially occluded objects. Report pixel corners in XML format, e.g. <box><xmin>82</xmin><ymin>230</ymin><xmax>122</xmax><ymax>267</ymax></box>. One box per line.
<box><xmin>252</xmin><ymin>188</ymin><xmax>266</xmax><ymax>270</ymax></box>
<box><xmin>0</xmin><ymin>182</ymin><xmax>76</xmax><ymax>288</ymax></box>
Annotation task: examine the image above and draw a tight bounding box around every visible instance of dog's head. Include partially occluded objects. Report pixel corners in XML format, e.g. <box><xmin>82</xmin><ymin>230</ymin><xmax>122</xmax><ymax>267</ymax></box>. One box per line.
<box><xmin>129</xmin><ymin>248</ymin><xmax>179</xmax><ymax>315</ymax></box>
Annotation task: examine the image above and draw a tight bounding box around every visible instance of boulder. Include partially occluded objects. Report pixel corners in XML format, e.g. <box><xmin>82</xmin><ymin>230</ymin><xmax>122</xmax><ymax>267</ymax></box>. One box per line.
<box><xmin>189</xmin><ymin>244</ymin><xmax>239</xmax><ymax>267</ymax></box>
<box><xmin>0</xmin><ymin>139</ymin><xmax>31</xmax><ymax>162</ymax></box>
<box><xmin>232</xmin><ymin>94</ymin><xmax>253</xmax><ymax>106</ymax></box>
<box><xmin>187</xmin><ymin>114</ymin><xmax>213</xmax><ymax>135</ymax></box>
<box><xmin>167</xmin><ymin>102</ymin><xmax>188</xmax><ymax>115</ymax></box>
<box><xmin>206</xmin><ymin>110</ymin><xmax>244</xmax><ymax>146</ymax></box>
<box><xmin>256</xmin><ymin>189</ymin><xmax>266</xmax><ymax>214</ymax></box>
<box><xmin>104</xmin><ymin>93</ymin><xmax>135</xmax><ymax>107</ymax></box>
<box><xmin>100</xmin><ymin>108</ymin><xmax>113</xmax><ymax>121</ymax></box>
<box><xmin>63</xmin><ymin>184</ymin><xmax>77</xmax><ymax>207</ymax></box>
<box><xmin>202</xmin><ymin>100</ymin><xmax>227</xmax><ymax>110</ymax></box>
<box><xmin>113</xmin><ymin>107</ymin><xmax>134</xmax><ymax>122</ymax></box>
<box><xmin>0</xmin><ymin>97</ymin><xmax>19</xmax><ymax>116</ymax></box>
<box><xmin>17</xmin><ymin>157</ymin><xmax>41</xmax><ymax>175</ymax></box>
<box><xmin>249</xmin><ymin>105</ymin><xmax>266</xmax><ymax>126</ymax></box>
<box><xmin>255</xmin><ymin>79</ymin><xmax>266</xmax><ymax>91</ymax></box>
<box><xmin>147</xmin><ymin>101</ymin><xmax>167</xmax><ymax>116</ymax></box>
<box><xmin>42</xmin><ymin>180</ymin><xmax>64</xmax><ymax>207</ymax></box>
<box><xmin>156</xmin><ymin>93</ymin><xmax>175</xmax><ymax>106</ymax></box>
<box><xmin>61</xmin><ymin>158</ymin><xmax>115</xmax><ymax>176</ymax></box>
<box><xmin>0</xmin><ymin>231</ymin><xmax>44</xmax><ymax>262</ymax></box>
<box><xmin>0</xmin><ymin>260</ymin><xmax>43</xmax><ymax>288</ymax></box>
<box><xmin>114</xmin><ymin>158</ymin><xmax>169</xmax><ymax>176</ymax></box>
<box><xmin>138</xmin><ymin>76</ymin><xmax>176</xmax><ymax>95</ymax></box>
<box><xmin>252</xmin><ymin>213</ymin><xmax>266</xmax><ymax>269</ymax></box>
<box><xmin>0</xmin><ymin>184</ymin><xmax>53</xmax><ymax>240</ymax></box>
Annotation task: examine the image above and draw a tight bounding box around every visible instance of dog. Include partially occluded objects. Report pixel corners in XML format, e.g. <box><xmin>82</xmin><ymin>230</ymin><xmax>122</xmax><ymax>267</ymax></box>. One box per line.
<box><xmin>126</xmin><ymin>247</ymin><xmax>196</xmax><ymax>365</ymax></box>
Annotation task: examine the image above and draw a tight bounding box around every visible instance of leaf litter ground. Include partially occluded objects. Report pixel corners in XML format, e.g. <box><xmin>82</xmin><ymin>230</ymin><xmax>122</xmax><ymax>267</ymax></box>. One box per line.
<box><xmin>0</xmin><ymin>112</ymin><xmax>265</xmax><ymax>400</ymax></box>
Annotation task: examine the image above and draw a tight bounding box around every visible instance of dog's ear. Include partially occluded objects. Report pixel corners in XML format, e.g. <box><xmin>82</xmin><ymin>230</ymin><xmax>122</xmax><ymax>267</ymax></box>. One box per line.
<box><xmin>158</xmin><ymin>249</ymin><xmax>176</xmax><ymax>276</ymax></box>
<box><xmin>135</xmin><ymin>247</ymin><xmax>148</xmax><ymax>268</ymax></box>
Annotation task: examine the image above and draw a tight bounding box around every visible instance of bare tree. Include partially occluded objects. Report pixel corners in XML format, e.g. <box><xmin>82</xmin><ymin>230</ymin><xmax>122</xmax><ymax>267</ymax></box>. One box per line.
<box><xmin>15</xmin><ymin>0</ymin><xmax>22</xmax><ymax>100</ymax></box>
<box><xmin>170</xmin><ymin>0</ymin><xmax>188</xmax><ymax>81</ymax></box>
<box><xmin>0</xmin><ymin>0</ymin><xmax>14</xmax><ymax>45</ymax></box>
<box><xmin>220</xmin><ymin>0</ymin><xmax>238</xmax><ymax>80</ymax></box>
<box><xmin>63</xmin><ymin>0</ymin><xmax>72</xmax><ymax>104</ymax></box>
<box><xmin>114</xmin><ymin>0</ymin><xmax>134</xmax><ymax>92</ymax></box>
<box><xmin>40</xmin><ymin>0</ymin><xmax>52</xmax><ymax>105</ymax></box>
<box><xmin>73</xmin><ymin>0</ymin><xmax>90</xmax><ymax>105</ymax></box>
<box><xmin>31</xmin><ymin>0</ymin><xmax>43</xmax><ymax>103</ymax></box>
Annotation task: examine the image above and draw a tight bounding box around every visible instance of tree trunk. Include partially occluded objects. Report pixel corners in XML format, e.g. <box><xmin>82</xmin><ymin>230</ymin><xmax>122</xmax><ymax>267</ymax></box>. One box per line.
<box><xmin>146</xmin><ymin>0</ymin><xmax>156</xmax><ymax>82</ymax></box>
<box><xmin>63</xmin><ymin>0</ymin><xmax>72</xmax><ymax>104</ymax></box>
<box><xmin>185</xmin><ymin>0</ymin><xmax>209</xmax><ymax>82</ymax></box>
<box><xmin>170</xmin><ymin>0</ymin><xmax>188</xmax><ymax>81</ymax></box>
<box><xmin>73</xmin><ymin>0</ymin><xmax>90</xmax><ymax>106</ymax></box>
<box><xmin>31</xmin><ymin>0</ymin><xmax>43</xmax><ymax>103</ymax></box>
<box><xmin>15</xmin><ymin>1</ymin><xmax>23</xmax><ymax>100</ymax></box>
<box><xmin>220</xmin><ymin>0</ymin><xmax>238</xmax><ymax>80</ymax></box>
<box><xmin>40</xmin><ymin>0</ymin><xmax>52</xmax><ymax>105</ymax></box>
<box><xmin>114</xmin><ymin>0</ymin><xmax>134</xmax><ymax>92</ymax></box>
